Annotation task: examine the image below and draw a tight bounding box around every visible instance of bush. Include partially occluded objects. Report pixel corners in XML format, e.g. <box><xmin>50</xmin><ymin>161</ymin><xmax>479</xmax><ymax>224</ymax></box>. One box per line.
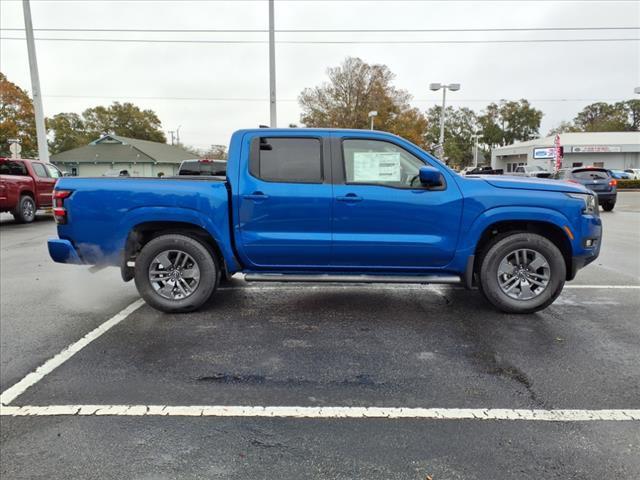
<box><xmin>616</xmin><ymin>179</ymin><xmax>640</xmax><ymax>189</ymax></box>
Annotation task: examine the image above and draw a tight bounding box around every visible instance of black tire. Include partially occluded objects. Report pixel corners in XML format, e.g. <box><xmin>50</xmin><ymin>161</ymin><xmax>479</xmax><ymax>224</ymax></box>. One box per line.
<box><xmin>478</xmin><ymin>232</ymin><xmax>566</xmax><ymax>314</ymax></box>
<box><xmin>13</xmin><ymin>195</ymin><xmax>36</xmax><ymax>223</ymax></box>
<box><xmin>602</xmin><ymin>201</ymin><xmax>615</xmax><ymax>212</ymax></box>
<box><xmin>134</xmin><ymin>234</ymin><xmax>219</xmax><ymax>313</ymax></box>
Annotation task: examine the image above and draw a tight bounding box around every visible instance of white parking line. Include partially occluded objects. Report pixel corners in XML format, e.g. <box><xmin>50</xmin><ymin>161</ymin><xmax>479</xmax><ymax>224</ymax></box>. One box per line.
<box><xmin>0</xmin><ymin>299</ymin><xmax>145</xmax><ymax>406</ymax></box>
<box><xmin>0</xmin><ymin>404</ymin><xmax>638</xmax><ymax>421</ymax></box>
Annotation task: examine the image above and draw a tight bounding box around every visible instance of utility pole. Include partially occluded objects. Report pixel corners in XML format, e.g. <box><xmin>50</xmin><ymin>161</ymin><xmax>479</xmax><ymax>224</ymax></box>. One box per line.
<box><xmin>268</xmin><ymin>0</ymin><xmax>277</xmax><ymax>127</ymax></box>
<box><xmin>168</xmin><ymin>131</ymin><xmax>175</xmax><ymax>145</ymax></box>
<box><xmin>176</xmin><ymin>125</ymin><xmax>181</xmax><ymax>146</ymax></box>
<box><xmin>22</xmin><ymin>0</ymin><xmax>49</xmax><ymax>163</ymax></box>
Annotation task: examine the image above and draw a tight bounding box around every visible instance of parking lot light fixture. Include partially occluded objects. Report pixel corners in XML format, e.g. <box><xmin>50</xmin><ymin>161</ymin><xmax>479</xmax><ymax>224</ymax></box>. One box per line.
<box><xmin>430</xmin><ymin>83</ymin><xmax>461</xmax><ymax>158</ymax></box>
<box><xmin>368</xmin><ymin>110</ymin><xmax>378</xmax><ymax>130</ymax></box>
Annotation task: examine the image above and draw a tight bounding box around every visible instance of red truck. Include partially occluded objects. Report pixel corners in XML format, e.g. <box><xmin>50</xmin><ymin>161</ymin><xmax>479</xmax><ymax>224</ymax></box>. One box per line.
<box><xmin>0</xmin><ymin>157</ymin><xmax>62</xmax><ymax>223</ymax></box>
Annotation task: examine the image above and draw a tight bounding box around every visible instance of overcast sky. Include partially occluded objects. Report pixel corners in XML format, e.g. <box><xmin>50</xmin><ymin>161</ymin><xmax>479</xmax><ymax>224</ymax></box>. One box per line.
<box><xmin>1</xmin><ymin>0</ymin><xmax>638</xmax><ymax>150</ymax></box>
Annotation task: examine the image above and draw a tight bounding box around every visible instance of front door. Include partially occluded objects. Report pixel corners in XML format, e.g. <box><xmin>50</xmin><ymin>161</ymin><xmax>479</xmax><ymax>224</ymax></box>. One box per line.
<box><xmin>31</xmin><ymin>162</ymin><xmax>57</xmax><ymax>208</ymax></box>
<box><xmin>331</xmin><ymin>137</ymin><xmax>463</xmax><ymax>269</ymax></box>
<box><xmin>237</xmin><ymin>135</ymin><xmax>332</xmax><ymax>268</ymax></box>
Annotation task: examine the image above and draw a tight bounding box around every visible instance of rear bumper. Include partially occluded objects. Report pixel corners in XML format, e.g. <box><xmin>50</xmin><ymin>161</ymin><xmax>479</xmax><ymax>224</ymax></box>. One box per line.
<box><xmin>595</xmin><ymin>191</ymin><xmax>616</xmax><ymax>204</ymax></box>
<box><xmin>48</xmin><ymin>238</ymin><xmax>84</xmax><ymax>264</ymax></box>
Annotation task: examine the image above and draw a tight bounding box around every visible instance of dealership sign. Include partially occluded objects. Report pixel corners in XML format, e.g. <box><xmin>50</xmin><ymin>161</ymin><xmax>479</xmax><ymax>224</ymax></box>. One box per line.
<box><xmin>572</xmin><ymin>145</ymin><xmax>621</xmax><ymax>153</ymax></box>
<box><xmin>533</xmin><ymin>147</ymin><xmax>555</xmax><ymax>159</ymax></box>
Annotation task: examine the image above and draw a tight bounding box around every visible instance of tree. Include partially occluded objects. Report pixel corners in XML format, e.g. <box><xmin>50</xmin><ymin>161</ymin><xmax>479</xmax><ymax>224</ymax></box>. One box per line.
<box><xmin>478</xmin><ymin>99</ymin><xmax>543</xmax><ymax>148</ymax></box>
<box><xmin>298</xmin><ymin>57</ymin><xmax>428</xmax><ymax>147</ymax></box>
<box><xmin>425</xmin><ymin>106</ymin><xmax>479</xmax><ymax>166</ymax></box>
<box><xmin>547</xmin><ymin>100</ymin><xmax>640</xmax><ymax>135</ymax></box>
<box><xmin>46</xmin><ymin>112</ymin><xmax>92</xmax><ymax>154</ymax></box>
<box><xmin>0</xmin><ymin>72</ymin><xmax>38</xmax><ymax>157</ymax></box>
<box><xmin>47</xmin><ymin>102</ymin><xmax>167</xmax><ymax>154</ymax></box>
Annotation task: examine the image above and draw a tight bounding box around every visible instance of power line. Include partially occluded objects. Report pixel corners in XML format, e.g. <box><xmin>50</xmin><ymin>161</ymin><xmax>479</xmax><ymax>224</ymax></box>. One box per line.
<box><xmin>2</xmin><ymin>36</ymin><xmax>637</xmax><ymax>44</ymax></box>
<box><xmin>41</xmin><ymin>94</ymin><xmax>632</xmax><ymax>103</ymax></box>
<box><xmin>2</xmin><ymin>26</ymin><xmax>637</xmax><ymax>33</ymax></box>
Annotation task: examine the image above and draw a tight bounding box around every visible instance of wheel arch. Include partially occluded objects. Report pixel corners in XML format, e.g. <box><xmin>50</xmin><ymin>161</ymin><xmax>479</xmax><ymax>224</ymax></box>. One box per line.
<box><xmin>473</xmin><ymin>220</ymin><xmax>573</xmax><ymax>281</ymax></box>
<box><xmin>122</xmin><ymin>221</ymin><xmax>229</xmax><ymax>282</ymax></box>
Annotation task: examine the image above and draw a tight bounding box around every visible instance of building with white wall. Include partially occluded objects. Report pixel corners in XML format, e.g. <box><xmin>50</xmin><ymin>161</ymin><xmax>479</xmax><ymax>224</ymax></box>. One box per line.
<box><xmin>491</xmin><ymin>132</ymin><xmax>640</xmax><ymax>173</ymax></box>
<box><xmin>51</xmin><ymin>135</ymin><xmax>198</xmax><ymax>177</ymax></box>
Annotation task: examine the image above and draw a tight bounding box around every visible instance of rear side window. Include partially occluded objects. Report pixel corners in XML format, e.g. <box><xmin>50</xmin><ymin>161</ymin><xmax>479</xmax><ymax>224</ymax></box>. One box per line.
<box><xmin>32</xmin><ymin>162</ymin><xmax>48</xmax><ymax>178</ymax></box>
<box><xmin>0</xmin><ymin>161</ymin><xmax>28</xmax><ymax>176</ymax></box>
<box><xmin>179</xmin><ymin>160</ymin><xmax>200</xmax><ymax>175</ymax></box>
<box><xmin>572</xmin><ymin>169</ymin><xmax>610</xmax><ymax>180</ymax></box>
<box><xmin>251</xmin><ymin>137</ymin><xmax>322</xmax><ymax>183</ymax></box>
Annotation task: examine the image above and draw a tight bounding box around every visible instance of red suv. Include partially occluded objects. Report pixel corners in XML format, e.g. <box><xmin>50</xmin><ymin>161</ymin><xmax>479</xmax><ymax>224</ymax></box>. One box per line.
<box><xmin>0</xmin><ymin>157</ymin><xmax>62</xmax><ymax>223</ymax></box>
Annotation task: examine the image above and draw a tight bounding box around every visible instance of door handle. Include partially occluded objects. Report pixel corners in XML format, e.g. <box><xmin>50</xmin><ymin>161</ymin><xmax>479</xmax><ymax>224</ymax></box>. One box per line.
<box><xmin>243</xmin><ymin>192</ymin><xmax>270</xmax><ymax>201</ymax></box>
<box><xmin>336</xmin><ymin>194</ymin><xmax>363</xmax><ymax>203</ymax></box>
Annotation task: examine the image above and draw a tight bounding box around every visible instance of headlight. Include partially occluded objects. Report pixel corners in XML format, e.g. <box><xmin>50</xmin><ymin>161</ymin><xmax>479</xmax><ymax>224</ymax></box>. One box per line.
<box><xmin>567</xmin><ymin>192</ymin><xmax>598</xmax><ymax>215</ymax></box>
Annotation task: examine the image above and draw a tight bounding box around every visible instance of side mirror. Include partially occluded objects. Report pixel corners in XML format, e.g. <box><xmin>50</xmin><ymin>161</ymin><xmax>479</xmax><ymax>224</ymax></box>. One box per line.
<box><xmin>418</xmin><ymin>166</ymin><xmax>444</xmax><ymax>187</ymax></box>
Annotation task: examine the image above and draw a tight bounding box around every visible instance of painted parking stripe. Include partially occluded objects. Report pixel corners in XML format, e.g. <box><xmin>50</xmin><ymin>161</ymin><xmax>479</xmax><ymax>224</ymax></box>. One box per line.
<box><xmin>0</xmin><ymin>299</ymin><xmax>145</xmax><ymax>406</ymax></box>
<box><xmin>0</xmin><ymin>405</ymin><xmax>638</xmax><ymax>421</ymax></box>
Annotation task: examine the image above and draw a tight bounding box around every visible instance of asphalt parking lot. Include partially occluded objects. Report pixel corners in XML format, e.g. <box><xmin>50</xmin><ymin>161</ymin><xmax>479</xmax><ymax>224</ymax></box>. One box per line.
<box><xmin>1</xmin><ymin>192</ymin><xmax>639</xmax><ymax>479</ymax></box>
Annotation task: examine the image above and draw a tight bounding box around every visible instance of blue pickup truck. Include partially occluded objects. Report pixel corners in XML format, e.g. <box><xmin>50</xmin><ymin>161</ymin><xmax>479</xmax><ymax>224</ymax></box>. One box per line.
<box><xmin>48</xmin><ymin>128</ymin><xmax>602</xmax><ymax>314</ymax></box>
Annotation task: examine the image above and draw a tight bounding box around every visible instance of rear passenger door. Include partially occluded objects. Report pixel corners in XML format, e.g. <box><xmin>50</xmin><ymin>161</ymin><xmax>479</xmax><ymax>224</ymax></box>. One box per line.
<box><xmin>237</xmin><ymin>135</ymin><xmax>332</xmax><ymax>268</ymax></box>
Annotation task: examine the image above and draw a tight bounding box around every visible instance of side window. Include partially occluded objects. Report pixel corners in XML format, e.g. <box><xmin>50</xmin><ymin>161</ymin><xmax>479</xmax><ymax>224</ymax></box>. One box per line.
<box><xmin>32</xmin><ymin>162</ymin><xmax>48</xmax><ymax>178</ymax></box>
<box><xmin>251</xmin><ymin>137</ymin><xmax>322</xmax><ymax>183</ymax></box>
<box><xmin>46</xmin><ymin>164</ymin><xmax>61</xmax><ymax>178</ymax></box>
<box><xmin>0</xmin><ymin>161</ymin><xmax>28</xmax><ymax>176</ymax></box>
<box><xmin>179</xmin><ymin>161</ymin><xmax>200</xmax><ymax>175</ymax></box>
<box><xmin>342</xmin><ymin>139</ymin><xmax>427</xmax><ymax>188</ymax></box>
<box><xmin>515</xmin><ymin>166</ymin><xmax>524</xmax><ymax>173</ymax></box>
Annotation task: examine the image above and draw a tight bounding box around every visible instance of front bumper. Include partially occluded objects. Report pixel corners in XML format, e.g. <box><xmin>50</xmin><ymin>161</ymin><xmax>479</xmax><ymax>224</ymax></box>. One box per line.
<box><xmin>48</xmin><ymin>238</ymin><xmax>84</xmax><ymax>264</ymax></box>
<box><xmin>567</xmin><ymin>213</ymin><xmax>602</xmax><ymax>280</ymax></box>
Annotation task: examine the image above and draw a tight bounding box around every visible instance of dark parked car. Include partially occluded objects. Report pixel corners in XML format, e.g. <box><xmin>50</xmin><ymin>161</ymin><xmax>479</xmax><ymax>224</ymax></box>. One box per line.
<box><xmin>552</xmin><ymin>167</ymin><xmax>617</xmax><ymax>211</ymax></box>
<box><xmin>178</xmin><ymin>159</ymin><xmax>227</xmax><ymax>176</ymax></box>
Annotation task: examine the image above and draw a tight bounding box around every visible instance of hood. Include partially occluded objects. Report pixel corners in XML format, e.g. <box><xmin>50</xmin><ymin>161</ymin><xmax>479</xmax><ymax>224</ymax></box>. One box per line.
<box><xmin>480</xmin><ymin>175</ymin><xmax>588</xmax><ymax>193</ymax></box>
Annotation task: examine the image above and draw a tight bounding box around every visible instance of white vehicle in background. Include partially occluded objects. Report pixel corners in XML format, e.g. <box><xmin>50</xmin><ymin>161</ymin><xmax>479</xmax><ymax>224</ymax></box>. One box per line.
<box><xmin>624</xmin><ymin>168</ymin><xmax>640</xmax><ymax>179</ymax></box>
<box><xmin>512</xmin><ymin>165</ymin><xmax>552</xmax><ymax>178</ymax></box>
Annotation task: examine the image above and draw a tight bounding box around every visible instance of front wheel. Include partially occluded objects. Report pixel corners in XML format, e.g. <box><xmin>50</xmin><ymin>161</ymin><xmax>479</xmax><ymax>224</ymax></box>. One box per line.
<box><xmin>478</xmin><ymin>232</ymin><xmax>566</xmax><ymax>314</ymax></box>
<box><xmin>134</xmin><ymin>234</ymin><xmax>219</xmax><ymax>313</ymax></box>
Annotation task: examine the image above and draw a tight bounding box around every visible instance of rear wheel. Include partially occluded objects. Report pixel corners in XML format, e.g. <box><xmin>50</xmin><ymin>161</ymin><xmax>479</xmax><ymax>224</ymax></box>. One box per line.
<box><xmin>602</xmin><ymin>201</ymin><xmax>615</xmax><ymax>212</ymax></box>
<box><xmin>478</xmin><ymin>232</ymin><xmax>566</xmax><ymax>314</ymax></box>
<box><xmin>13</xmin><ymin>195</ymin><xmax>36</xmax><ymax>223</ymax></box>
<box><xmin>134</xmin><ymin>234</ymin><xmax>219</xmax><ymax>313</ymax></box>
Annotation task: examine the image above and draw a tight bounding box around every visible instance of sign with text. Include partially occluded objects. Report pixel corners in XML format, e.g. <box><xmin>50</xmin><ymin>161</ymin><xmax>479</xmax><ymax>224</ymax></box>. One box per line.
<box><xmin>571</xmin><ymin>146</ymin><xmax>621</xmax><ymax>153</ymax></box>
<box><xmin>533</xmin><ymin>147</ymin><xmax>555</xmax><ymax>159</ymax></box>
<box><xmin>353</xmin><ymin>152</ymin><xmax>401</xmax><ymax>182</ymax></box>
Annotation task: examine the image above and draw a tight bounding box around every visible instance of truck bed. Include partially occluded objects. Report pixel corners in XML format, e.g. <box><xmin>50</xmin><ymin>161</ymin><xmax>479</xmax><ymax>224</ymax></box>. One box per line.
<box><xmin>55</xmin><ymin>176</ymin><xmax>234</xmax><ymax>266</ymax></box>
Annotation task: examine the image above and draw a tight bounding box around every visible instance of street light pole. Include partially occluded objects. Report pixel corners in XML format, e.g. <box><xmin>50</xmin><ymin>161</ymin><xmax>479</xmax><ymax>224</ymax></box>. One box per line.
<box><xmin>472</xmin><ymin>133</ymin><xmax>480</xmax><ymax>167</ymax></box>
<box><xmin>429</xmin><ymin>83</ymin><xmax>460</xmax><ymax>159</ymax></box>
<box><xmin>268</xmin><ymin>0</ymin><xmax>277</xmax><ymax>127</ymax></box>
<box><xmin>22</xmin><ymin>0</ymin><xmax>49</xmax><ymax>163</ymax></box>
<box><xmin>368</xmin><ymin>110</ymin><xmax>378</xmax><ymax>130</ymax></box>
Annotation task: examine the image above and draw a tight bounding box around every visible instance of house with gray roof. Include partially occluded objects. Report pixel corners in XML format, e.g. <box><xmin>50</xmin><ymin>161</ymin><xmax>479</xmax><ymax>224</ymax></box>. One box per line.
<box><xmin>50</xmin><ymin>135</ymin><xmax>198</xmax><ymax>177</ymax></box>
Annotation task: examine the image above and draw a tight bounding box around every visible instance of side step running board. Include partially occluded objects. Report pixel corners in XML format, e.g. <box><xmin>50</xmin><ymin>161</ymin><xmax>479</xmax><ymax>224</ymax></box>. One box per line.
<box><xmin>243</xmin><ymin>273</ymin><xmax>462</xmax><ymax>285</ymax></box>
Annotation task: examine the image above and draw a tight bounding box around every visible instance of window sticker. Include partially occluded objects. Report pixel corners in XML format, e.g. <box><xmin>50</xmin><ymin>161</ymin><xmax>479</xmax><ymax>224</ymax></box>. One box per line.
<box><xmin>352</xmin><ymin>152</ymin><xmax>401</xmax><ymax>182</ymax></box>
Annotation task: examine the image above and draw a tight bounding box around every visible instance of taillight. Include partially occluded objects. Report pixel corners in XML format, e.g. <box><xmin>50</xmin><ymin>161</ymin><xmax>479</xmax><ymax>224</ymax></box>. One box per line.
<box><xmin>53</xmin><ymin>190</ymin><xmax>72</xmax><ymax>224</ymax></box>
<box><xmin>609</xmin><ymin>179</ymin><xmax>617</xmax><ymax>187</ymax></box>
